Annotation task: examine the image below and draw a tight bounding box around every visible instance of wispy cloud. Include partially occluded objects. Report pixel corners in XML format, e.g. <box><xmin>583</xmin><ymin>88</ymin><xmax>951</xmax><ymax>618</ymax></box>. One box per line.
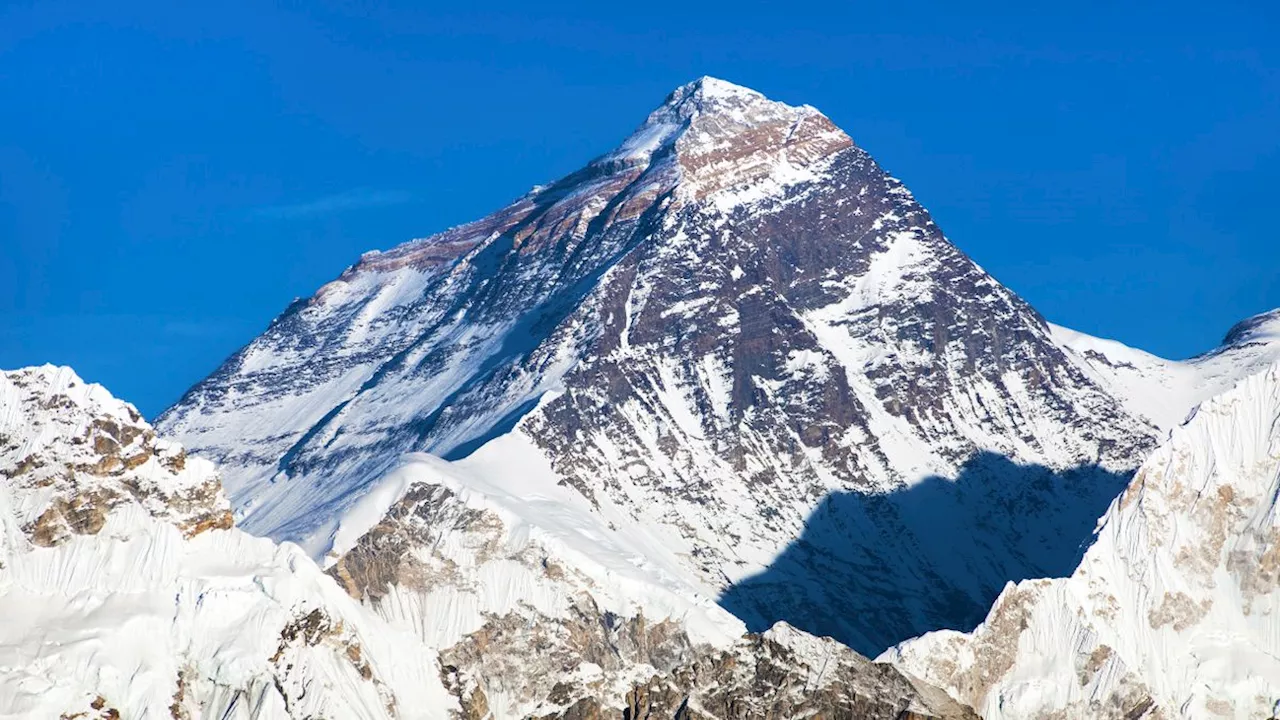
<box><xmin>250</xmin><ymin>189</ymin><xmax>414</xmax><ymax>220</ymax></box>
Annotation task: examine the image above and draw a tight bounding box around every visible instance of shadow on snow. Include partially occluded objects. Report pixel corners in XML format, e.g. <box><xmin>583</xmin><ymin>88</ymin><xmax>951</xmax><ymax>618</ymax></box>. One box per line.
<box><xmin>717</xmin><ymin>451</ymin><xmax>1132</xmax><ymax>657</ymax></box>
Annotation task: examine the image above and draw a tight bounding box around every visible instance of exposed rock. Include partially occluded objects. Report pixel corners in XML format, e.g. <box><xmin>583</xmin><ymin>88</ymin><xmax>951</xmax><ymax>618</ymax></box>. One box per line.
<box><xmin>58</xmin><ymin>695</ymin><xmax>121</xmax><ymax>720</ymax></box>
<box><xmin>1</xmin><ymin>366</ymin><xmax>233</xmax><ymax>547</ymax></box>
<box><xmin>526</xmin><ymin>624</ymin><xmax>978</xmax><ymax>720</ymax></box>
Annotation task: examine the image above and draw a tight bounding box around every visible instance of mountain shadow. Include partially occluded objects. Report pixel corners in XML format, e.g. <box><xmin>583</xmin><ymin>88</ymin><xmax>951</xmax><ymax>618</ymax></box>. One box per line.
<box><xmin>718</xmin><ymin>451</ymin><xmax>1132</xmax><ymax>657</ymax></box>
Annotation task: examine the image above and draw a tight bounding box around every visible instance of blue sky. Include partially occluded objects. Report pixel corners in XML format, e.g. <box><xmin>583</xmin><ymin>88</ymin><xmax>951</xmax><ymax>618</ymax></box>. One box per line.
<box><xmin>3</xmin><ymin>0</ymin><xmax>1277</xmax><ymax>417</ymax></box>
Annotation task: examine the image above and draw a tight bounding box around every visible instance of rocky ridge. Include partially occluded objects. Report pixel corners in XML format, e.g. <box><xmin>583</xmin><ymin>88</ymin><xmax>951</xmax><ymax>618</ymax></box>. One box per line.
<box><xmin>1</xmin><ymin>364</ymin><xmax>232</xmax><ymax>547</ymax></box>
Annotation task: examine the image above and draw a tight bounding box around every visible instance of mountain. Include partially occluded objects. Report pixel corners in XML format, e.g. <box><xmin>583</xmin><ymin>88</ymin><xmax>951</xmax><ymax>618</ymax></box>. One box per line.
<box><xmin>0</xmin><ymin>365</ymin><xmax>976</xmax><ymax>719</ymax></box>
<box><xmin>151</xmin><ymin>74</ymin><xmax>1280</xmax><ymax>715</ymax></box>
<box><xmin>883</xmin><ymin>360</ymin><xmax>1280</xmax><ymax>719</ymax></box>
<box><xmin>318</xmin><ymin>438</ymin><xmax>975</xmax><ymax>719</ymax></box>
<box><xmin>0</xmin><ymin>365</ymin><xmax>452</xmax><ymax>718</ymax></box>
<box><xmin>16</xmin><ymin>76</ymin><xmax>1279</xmax><ymax>718</ymax></box>
<box><xmin>158</xmin><ymin>77</ymin><xmax>1172</xmax><ymax>662</ymax></box>
<box><xmin>1053</xmin><ymin>308</ymin><xmax>1280</xmax><ymax>433</ymax></box>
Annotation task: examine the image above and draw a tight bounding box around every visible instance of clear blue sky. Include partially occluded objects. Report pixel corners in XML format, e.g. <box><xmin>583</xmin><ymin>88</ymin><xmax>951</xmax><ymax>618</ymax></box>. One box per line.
<box><xmin>3</xmin><ymin>1</ymin><xmax>1278</xmax><ymax>417</ymax></box>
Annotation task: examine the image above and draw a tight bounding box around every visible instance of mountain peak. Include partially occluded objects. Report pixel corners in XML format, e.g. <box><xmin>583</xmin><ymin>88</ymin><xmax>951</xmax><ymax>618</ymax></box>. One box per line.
<box><xmin>1222</xmin><ymin>307</ymin><xmax>1280</xmax><ymax>348</ymax></box>
<box><xmin>326</xmin><ymin>79</ymin><xmax>850</xmax><ymax>282</ymax></box>
<box><xmin>605</xmin><ymin>76</ymin><xmax>790</xmax><ymax>162</ymax></box>
<box><xmin>606</xmin><ymin>76</ymin><xmax>852</xmax><ymax>204</ymax></box>
<box><xmin>666</xmin><ymin>75</ymin><xmax>769</xmax><ymax>109</ymax></box>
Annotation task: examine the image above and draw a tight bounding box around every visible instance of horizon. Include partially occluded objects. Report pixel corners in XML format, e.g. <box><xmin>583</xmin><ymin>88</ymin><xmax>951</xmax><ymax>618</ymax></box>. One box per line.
<box><xmin>3</xmin><ymin>1</ymin><xmax>1278</xmax><ymax>416</ymax></box>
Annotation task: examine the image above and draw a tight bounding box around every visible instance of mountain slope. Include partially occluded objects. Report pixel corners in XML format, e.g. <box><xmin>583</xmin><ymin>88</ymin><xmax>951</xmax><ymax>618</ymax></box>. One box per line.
<box><xmin>0</xmin><ymin>365</ymin><xmax>454</xmax><ymax>719</ymax></box>
<box><xmin>1053</xmin><ymin>308</ymin><xmax>1280</xmax><ymax>433</ymax></box>
<box><xmin>159</xmin><ymin>77</ymin><xmax>1161</xmax><ymax>656</ymax></box>
<box><xmin>883</xmin><ymin>360</ymin><xmax>1280</xmax><ymax>719</ymax></box>
<box><xmin>0</xmin><ymin>364</ymin><xmax>976</xmax><ymax>720</ymax></box>
<box><xmin>322</xmin><ymin>434</ymin><xmax>975</xmax><ymax>719</ymax></box>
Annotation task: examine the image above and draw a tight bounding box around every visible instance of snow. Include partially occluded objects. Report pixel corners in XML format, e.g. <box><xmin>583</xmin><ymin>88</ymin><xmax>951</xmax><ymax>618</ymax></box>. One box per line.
<box><xmin>0</xmin><ymin>521</ymin><xmax>453</xmax><ymax>719</ymax></box>
<box><xmin>884</xmin><ymin>360</ymin><xmax>1280</xmax><ymax>719</ymax></box>
<box><xmin>1051</xmin><ymin>310</ymin><xmax>1280</xmax><ymax>433</ymax></box>
<box><xmin>699</xmin><ymin>149</ymin><xmax>825</xmax><ymax>214</ymax></box>
<box><xmin>396</xmin><ymin>428</ymin><xmax>746</xmax><ymax>648</ymax></box>
<box><xmin>609</xmin><ymin>118</ymin><xmax>681</xmax><ymax>162</ymax></box>
<box><xmin>0</xmin><ymin>366</ymin><xmax>456</xmax><ymax>719</ymax></box>
<box><xmin>688</xmin><ymin>75</ymin><xmax>767</xmax><ymax>102</ymax></box>
<box><xmin>319</xmin><ymin>461</ymin><xmax>418</xmax><ymax>566</ymax></box>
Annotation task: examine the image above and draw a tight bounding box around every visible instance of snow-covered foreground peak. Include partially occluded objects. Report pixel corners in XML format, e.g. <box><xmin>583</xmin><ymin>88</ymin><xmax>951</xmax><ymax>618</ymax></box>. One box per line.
<box><xmin>324</xmin><ymin>431</ymin><xmax>746</xmax><ymax>653</ymax></box>
<box><xmin>0</xmin><ymin>365</ymin><xmax>454</xmax><ymax>719</ymax></box>
<box><xmin>1052</xmin><ymin>306</ymin><xmax>1280</xmax><ymax>433</ymax></box>
<box><xmin>1</xmin><ymin>364</ymin><xmax>232</xmax><ymax>544</ymax></box>
<box><xmin>884</xmin><ymin>360</ymin><xmax>1280</xmax><ymax>718</ymax></box>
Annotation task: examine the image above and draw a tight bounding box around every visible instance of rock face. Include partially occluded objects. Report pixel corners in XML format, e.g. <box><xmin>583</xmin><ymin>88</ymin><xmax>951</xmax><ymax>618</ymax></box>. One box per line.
<box><xmin>883</xmin><ymin>361</ymin><xmax>1280</xmax><ymax>719</ymax></box>
<box><xmin>531</xmin><ymin>624</ymin><xmax>980</xmax><ymax>720</ymax></box>
<box><xmin>0</xmin><ymin>366</ymin><xmax>453</xmax><ymax>719</ymax></box>
<box><xmin>158</xmin><ymin>77</ymin><xmax>1166</xmax><ymax>658</ymax></box>
<box><xmin>1</xmin><ymin>364</ymin><xmax>233</xmax><ymax>546</ymax></box>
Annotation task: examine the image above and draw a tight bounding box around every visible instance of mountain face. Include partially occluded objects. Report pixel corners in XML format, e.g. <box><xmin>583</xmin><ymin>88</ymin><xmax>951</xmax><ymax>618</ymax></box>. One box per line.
<box><xmin>883</xmin><ymin>360</ymin><xmax>1280</xmax><ymax>719</ymax></box>
<box><xmin>158</xmin><ymin>77</ymin><xmax>1166</xmax><ymax>662</ymax></box>
<box><xmin>0</xmin><ymin>365</ymin><xmax>976</xmax><ymax>720</ymax></box>
<box><xmin>0</xmin><ymin>366</ymin><xmax>453</xmax><ymax>719</ymax></box>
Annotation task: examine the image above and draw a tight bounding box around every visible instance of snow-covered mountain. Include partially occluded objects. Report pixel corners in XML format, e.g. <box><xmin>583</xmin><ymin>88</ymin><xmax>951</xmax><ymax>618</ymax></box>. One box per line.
<box><xmin>0</xmin><ymin>365</ymin><xmax>453</xmax><ymax>719</ymax></box>
<box><xmin>322</xmin><ymin>438</ymin><xmax>975</xmax><ymax>718</ymax></box>
<box><xmin>13</xmin><ymin>76</ymin><xmax>1279</xmax><ymax>718</ymax></box>
<box><xmin>0</xmin><ymin>365</ymin><xmax>976</xmax><ymax>719</ymax></box>
<box><xmin>158</xmin><ymin>77</ymin><xmax>1209</xmax><ymax>663</ymax></box>
<box><xmin>1053</xmin><ymin>308</ymin><xmax>1280</xmax><ymax>434</ymax></box>
<box><xmin>883</xmin><ymin>360</ymin><xmax>1280</xmax><ymax>719</ymax></box>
